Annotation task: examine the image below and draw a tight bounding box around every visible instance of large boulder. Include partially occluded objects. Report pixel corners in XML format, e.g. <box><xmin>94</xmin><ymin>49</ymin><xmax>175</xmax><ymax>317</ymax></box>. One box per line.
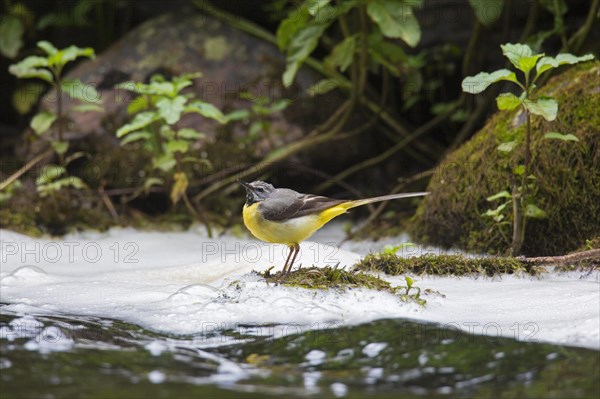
<box><xmin>410</xmin><ymin>62</ymin><xmax>600</xmax><ymax>256</ymax></box>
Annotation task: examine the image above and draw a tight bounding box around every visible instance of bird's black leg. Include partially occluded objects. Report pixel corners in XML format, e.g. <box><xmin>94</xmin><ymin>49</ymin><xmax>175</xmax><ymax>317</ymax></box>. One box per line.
<box><xmin>282</xmin><ymin>245</ymin><xmax>294</xmax><ymax>275</ymax></box>
<box><xmin>286</xmin><ymin>244</ymin><xmax>301</xmax><ymax>275</ymax></box>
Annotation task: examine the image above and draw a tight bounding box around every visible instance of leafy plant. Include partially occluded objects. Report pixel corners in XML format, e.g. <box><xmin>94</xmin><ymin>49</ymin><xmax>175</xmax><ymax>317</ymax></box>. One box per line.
<box><xmin>225</xmin><ymin>93</ymin><xmax>290</xmax><ymax>148</ymax></box>
<box><xmin>8</xmin><ymin>40</ymin><xmax>101</xmax><ymax>196</ymax></box>
<box><xmin>115</xmin><ymin>73</ymin><xmax>225</xmax><ymax>220</ymax></box>
<box><xmin>462</xmin><ymin>43</ymin><xmax>593</xmax><ymax>255</ymax></box>
<box><xmin>277</xmin><ymin>0</ymin><xmax>422</xmax><ymax>90</ymax></box>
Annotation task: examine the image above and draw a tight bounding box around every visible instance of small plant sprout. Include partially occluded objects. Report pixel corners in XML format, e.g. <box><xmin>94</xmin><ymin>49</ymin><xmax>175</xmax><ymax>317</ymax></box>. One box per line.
<box><xmin>462</xmin><ymin>43</ymin><xmax>594</xmax><ymax>255</ymax></box>
<box><xmin>115</xmin><ymin>73</ymin><xmax>225</xmax><ymax>231</ymax></box>
<box><xmin>8</xmin><ymin>40</ymin><xmax>101</xmax><ymax>196</ymax></box>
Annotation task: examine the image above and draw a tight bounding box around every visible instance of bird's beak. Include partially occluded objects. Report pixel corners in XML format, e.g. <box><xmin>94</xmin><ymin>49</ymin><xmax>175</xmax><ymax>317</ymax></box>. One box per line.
<box><xmin>238</xmin><ymin>180</ymin><xmax>253</xmax><ymax>191</ymax></box>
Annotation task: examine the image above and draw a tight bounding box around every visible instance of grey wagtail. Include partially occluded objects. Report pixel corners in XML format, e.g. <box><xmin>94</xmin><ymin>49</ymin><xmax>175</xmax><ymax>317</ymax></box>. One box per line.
<box><xmin>240</xmin><ymin>180</ymin><xmax>428</xmax><ymax>275</ymax></box>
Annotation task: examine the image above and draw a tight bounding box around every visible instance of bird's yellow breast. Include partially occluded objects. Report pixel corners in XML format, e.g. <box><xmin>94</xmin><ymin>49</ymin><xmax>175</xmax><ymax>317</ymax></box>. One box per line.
<box><xmin>242</xmin><ymin>202</ymin><xmax>351</xmax><ymax>245</ymax></box>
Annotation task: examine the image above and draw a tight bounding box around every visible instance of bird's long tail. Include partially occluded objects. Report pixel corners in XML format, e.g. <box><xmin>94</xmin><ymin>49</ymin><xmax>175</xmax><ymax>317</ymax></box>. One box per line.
<box><xmin>345</xmin><ymin>192</ymin><xmax>429</xmax><ymax>209</ymax></box>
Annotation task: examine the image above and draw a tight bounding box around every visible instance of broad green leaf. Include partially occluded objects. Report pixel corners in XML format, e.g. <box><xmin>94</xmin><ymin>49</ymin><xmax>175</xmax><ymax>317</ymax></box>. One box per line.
<box><xmin>324</xmin><ymin>35</ymin><xmax>356</xmax><ymax>72</ymax></box>
<box><xmin>166</xmin><ymin>140</ymin><xmax>189</xmax><ymax>153</ymax></box>
<box><xmin>468</xmin><ymin>0</ymin><xmax>504</xmax><ymax>27</ymax></box>
<box><xmin>524</xmin><ymin>204</ymin><xmax>547</xmax><ymax>219</ymax></box>
<box><xmin>483</xmin><ymin>202</ymin><xmax>508</xmax><ymax>217</ymax></box>
<box><xmin>367</xmin><ymin>0</ymin><xmax>421</xmax><ymax>47</ymax></box>
<box><xmin>0</xmin><ymin>16</ymin><xmax>24</xmax><ymax>58</ymax></box>
<box><xmin>185</xmin><ymin>101</ymin><xmax>226</xmax><ymax>123</ymax></box>
<box><xmin>116</xmin><ymin>111</ymin><xmax>159</xmax><ymax>137</ymax></box>
<box><xmin>307</xmin><ymin>78</ymin><xmax>340</xmax><ymax>96</ymax></box>
<box><xmin>513</xmin><ymin>164</ymin><xmax>525</xmax><ymax>175</ymax></box>
<box><xmin>308</xmin><ymin>0</ymin><xmax>337</xmax><ymax>23</ymax></box>
<box><xmin>536</xmin><ymin>53</ymin><xmax>595</xmax><ymax>75</ymax></box>
<box><xmin>170</xmin><ymin>172</ymin><xmax>189</xmax><ymax>205</ymax></box>
<box><xmin>72</xmin><ymin>103</ymin><xmax>104</xmax><ymax>113</ymax></box>
<box><xmin>126</xmin><ymin>96</ymin><xmax>149</xmax><ymax>115</ymax></box>
<box><xmin>36</xmin><ymin>164</ymin><xmax>65</xmax><ymax>184</ymax></box>
<box><xmin>224</xmin><ymin>109</ymin><xmax>250</xmax><ymax>122</ymax></box>
<box><xmin>518</xmin><ymin>54</ymin><xmax>544</xmax><ymax>74</ymax></box>
<box><xmin>30</xmin><ymin>111</ymin><xmax>57</xmax><ymax>134</ymax></box>
<box><xmin>269</xmin><ymin>99</ymin><xmax>290</xmax><ymax>113</ymax></box>
<box><xmin>461</xmin><ymin>69</ymin><xmax>518</xmax><ymax>94</ymax></box>
<box><xmin>152</xmin><ymin>153</ymin><xmax>176</xmax><ymax>172</ymax></box>
<box><xmin>276</xmin><ymin>5</ymin><xmax>310</xmax><ymax>50</ymax></box>
<box><xmin>500</xmin><ymin>43</ymin><xmax>534</xmax><ymax>70</ymax></box>
<box><xmin>37</xmin><ymin>40</ymin><xmax>58</xmax><ymax>55</ymax></box>
<box><xmin>523</xmin><ymin>96</ymin><xmax>557</xmax><ymax>121</ymax></box>
<box><xmin>496</xmin><ymin>92</ymin><xmax>521</xmax><ymax>110</ymax></box>
<box><xmin>283</xmin><ymin>23</ymin><xmax>328</xmax><ymax>87</ymax></box>
<box><xmin>8</xmin><ymin>55</ymin><xmax>53</xmax><ymax>82</ymax></box>
<box><xmin>62</xmin><ymin>79</ymin><xmax>102</xmax><ymax>103</ymax></box>
<box><xmin>37</xmin><ymin>176</ymin><xmax>87</xmax><ymax>197</ymax></box>
<box><xmin>544</xmin><ymin>132</ymin><xmax>579</xmax><ymax>142</ymax></box>
<box><xmin>48</xmin><ymin>45</ymin><xmax>94</xmax><ymax>67</ymax></box>
<box><xmin>497</xmin><ymin>140</ymin><xmax>518</xmax><ymax>153</ymax></box>
<box><xmin>177</xmin><ymin>128</ymin><xmax>205</xmax><ymax>140</ymax></box>
<box><xmin>120</xmin><ymin>130</ymin><xmax>152</xmax><ymax>145</ymax></box>
<box><xmin>487</xmin><ymin>190</ymin><xmax>511</xmax><ymax>201</ymax></box>
<box><xmin>51</xmin><ymin>141</ymin><xmax>69</xmax><ymax>156</ymax></box>
<box><xmin>116</xmin><ymin>81</ymin><xmax>175</xmax><ymax>97</ymax></box>
<box><xmin>12</xmin><ymin>82</ymin><xmax>45</xmax><ymax>115</ymax></box>
<box><xmin>156</xmin><ymin>96</ymin><xmax>187</xmax><ymax>125</ymax></box>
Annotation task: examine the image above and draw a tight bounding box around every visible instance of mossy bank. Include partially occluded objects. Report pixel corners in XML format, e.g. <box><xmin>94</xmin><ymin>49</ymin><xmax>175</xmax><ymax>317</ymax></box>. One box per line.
<box><xmin>410</xmin><ymin>62</ymin><xmax>600</xmax><ymax>256</ymax></box>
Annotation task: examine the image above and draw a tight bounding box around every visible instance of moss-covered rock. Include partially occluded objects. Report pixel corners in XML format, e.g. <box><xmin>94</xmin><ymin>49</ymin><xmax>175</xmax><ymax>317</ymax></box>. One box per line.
<box><xmin>410</xmin><ymin>62</ymin><xmax>600</xmax><ymax>256</ymax></box>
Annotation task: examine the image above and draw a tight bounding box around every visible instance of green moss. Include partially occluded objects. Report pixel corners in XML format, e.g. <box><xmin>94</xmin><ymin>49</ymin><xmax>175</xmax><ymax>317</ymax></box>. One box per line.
<box><xmin>354</xmin><ymin>253</ymin><xmax>543</xmax><ymax>276</ymax></box>
<box><xmin>258</xmin><ymin>266</ymin><xmax>425</xmax><ymax>304</ymax></box>
<box><xmin>410</xmin><ymin>62</ymin><xmax>600</xmax><ymax>256</ymax></box>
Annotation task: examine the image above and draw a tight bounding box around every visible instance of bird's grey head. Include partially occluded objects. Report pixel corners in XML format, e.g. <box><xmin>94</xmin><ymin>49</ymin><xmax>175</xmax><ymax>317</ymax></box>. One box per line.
<box><xmin>239</xmin><ymin>180</ymin><xmax>275</xmax><ymax>205</ymax></box>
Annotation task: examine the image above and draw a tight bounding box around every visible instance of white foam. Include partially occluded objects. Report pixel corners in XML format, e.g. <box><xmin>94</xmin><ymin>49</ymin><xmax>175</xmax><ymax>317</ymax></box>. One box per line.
<box><xmin>1</xmin><ymin>225</ymin><xmax>598</xmax><ymax>350</ymax></box>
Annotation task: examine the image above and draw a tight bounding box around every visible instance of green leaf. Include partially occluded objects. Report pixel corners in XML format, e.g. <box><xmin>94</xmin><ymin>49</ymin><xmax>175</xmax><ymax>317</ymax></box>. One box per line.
<box><xmin>276</xmin><ymin>5</ymin><xmax>310</xmax><ymax>50</ymax></box>
<box><xmin>324</xmin><ymin>35</ymin><xmax>356</xmax><ymax>73</ymax></box>
<box><xmin>497</xmin><ymin>140</ymin><xmax>518</xmax><ymax>153</ymax></box>
<box><xmin>367</xmin><ymin>0</ymin><xmax>421</xmax><ymax>47</ymax></box>
<box><xmin>468</xmin><ymin>0</ymin><xmax>504</xmax><ymax>27</ymax></box>
<box><xmin>513</xmin><ymin>164</ymin><xmax>525</xmax><ymax>175</ymax></box>
<box><xmin>116</xmin><ymin>111</ymin><xmax>160</xmax><ymax>137</ymax></box>
<box><xmin>500</xmin><ymin>43</ymin><xmax>534</xmax><ymax>71</ymax></box>
<box><xmin>36</xmin><ymin>40</ymin><xmax>58</xmax><ymax>55</ymax></box>
<box><xmin>282</xmin><ymin>23</ymin><xmax>328</xmax><ymax>87</ymax></box>
<box><xmin>523</xmin><ymin>97</ymin><xmax>557</xmax><ymax>121</ymax></box>
<box><xmin>536</xmin><ymin>53</ymin><xmax>595</xmax><ymax>75</ymax></box>
<box><xmin>524</xmin><ymin>204</ymin><xmax>547</xmax><ymax>219</ymax></box>
<box><xmin>461</xmin><ymin>69</ymin><xmax>519</xmax><ymax>94</ymax></box>
<box><xmin>152</xmin><ymin>153</ymin><xmax>176</xmax><ymax>172</ymax></box>
<box><xmin>51</xmin><ymin>141</ymin><xmax>69</xmax><ymax>156</ymax></box>
<box><xmin>518</xmin><ymin>54</ymin><xmax>544</xmax><ymax>74</ymax></box>
<box><xmin>166</xmin><ymin>140</ymin><xmax>189</xmax><ymax>153</ymax></box>
<box><xmin>116</xmin><ymin>81</ymin><xmax>175</xmax><ymax>97</ymax></box>
<box><xmin>486</xmin><ymin>190</ymin><xmax>512</xmax><ymax>201</ymax></box>
<box><xmin>185</xmin><ymin>101</ymin><xmax>226</xmax><ymax>123</ymax></box>
<box><xmin>8</xmin><ymin>56</ymin><xmax>53</xmax><ymax>82</ymax></box>
<box><xmin>126</xmin><ymin>96</ymin><xmax>149</xmax><ymax>115</ymax></box>
<box><xmin>496</xmin><ymin>92</ymin><xmax>521</xmax><ymax>111</ymax></box>
<box><xmin>177</xmin><ymin>128</ymin><xmax>205</xmax><ymax>140</ymax></box>
<box><xmin>30</xmin><ymin>111</ymin><xmax>57</xmax><ymax>135</ymax></box>
<box><xmin>48</xmin><ymin>45</ymin><xmax>95</xmax><ymax>67</ymax></box>
<box><xmin>307</xmin><ymin>78</ymin><xmax>340</xmax><ymax>96</ymax></box>
<box><xmin>0</xmin><ymin>16</ymin><xmax>24</xmax><ymax>58</ymax></box>
<box><xmin>269</xmin><ymin>99</ymin><xmax>290</xmax><ymax>113</ymax></box>
<box><xmin>156</xmin><ymin>96</ymin><xmax>187</xmax><ymax>125</ymax></box>
<box><xmin>72</xmin><ymin>104</ymin><xmax>104</xmax><ymax>113</ymax></box>
<box><xmin>544</xmin><ymin>132</ymin><xmax>579</xmax><ymax>142</ymax></box>
<box><xmin>224</xmin><ymin>109</ymin><xmax>250</xmax><ymax>122</ymax></box>
<box><xmin>36</xmin><ymin>164</ymin><xmax>65</xmax><ymax>184</ymax></box>
<box><xmin>120</xmin><ymin>131</ymin><xmax>152</xmax><ymax>145</ymax></box>
<box><xmin>62</xmin><ymin>79</ymin><xmax>102</xmax><ymax>103</ymax></box>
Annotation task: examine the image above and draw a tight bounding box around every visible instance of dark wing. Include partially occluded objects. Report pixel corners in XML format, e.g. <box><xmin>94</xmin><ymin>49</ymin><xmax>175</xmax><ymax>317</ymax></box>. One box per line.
<box><xmin>259</xmin><ymin>188</ymin><xmax>346</xmax><ymax>221</ymax></box>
